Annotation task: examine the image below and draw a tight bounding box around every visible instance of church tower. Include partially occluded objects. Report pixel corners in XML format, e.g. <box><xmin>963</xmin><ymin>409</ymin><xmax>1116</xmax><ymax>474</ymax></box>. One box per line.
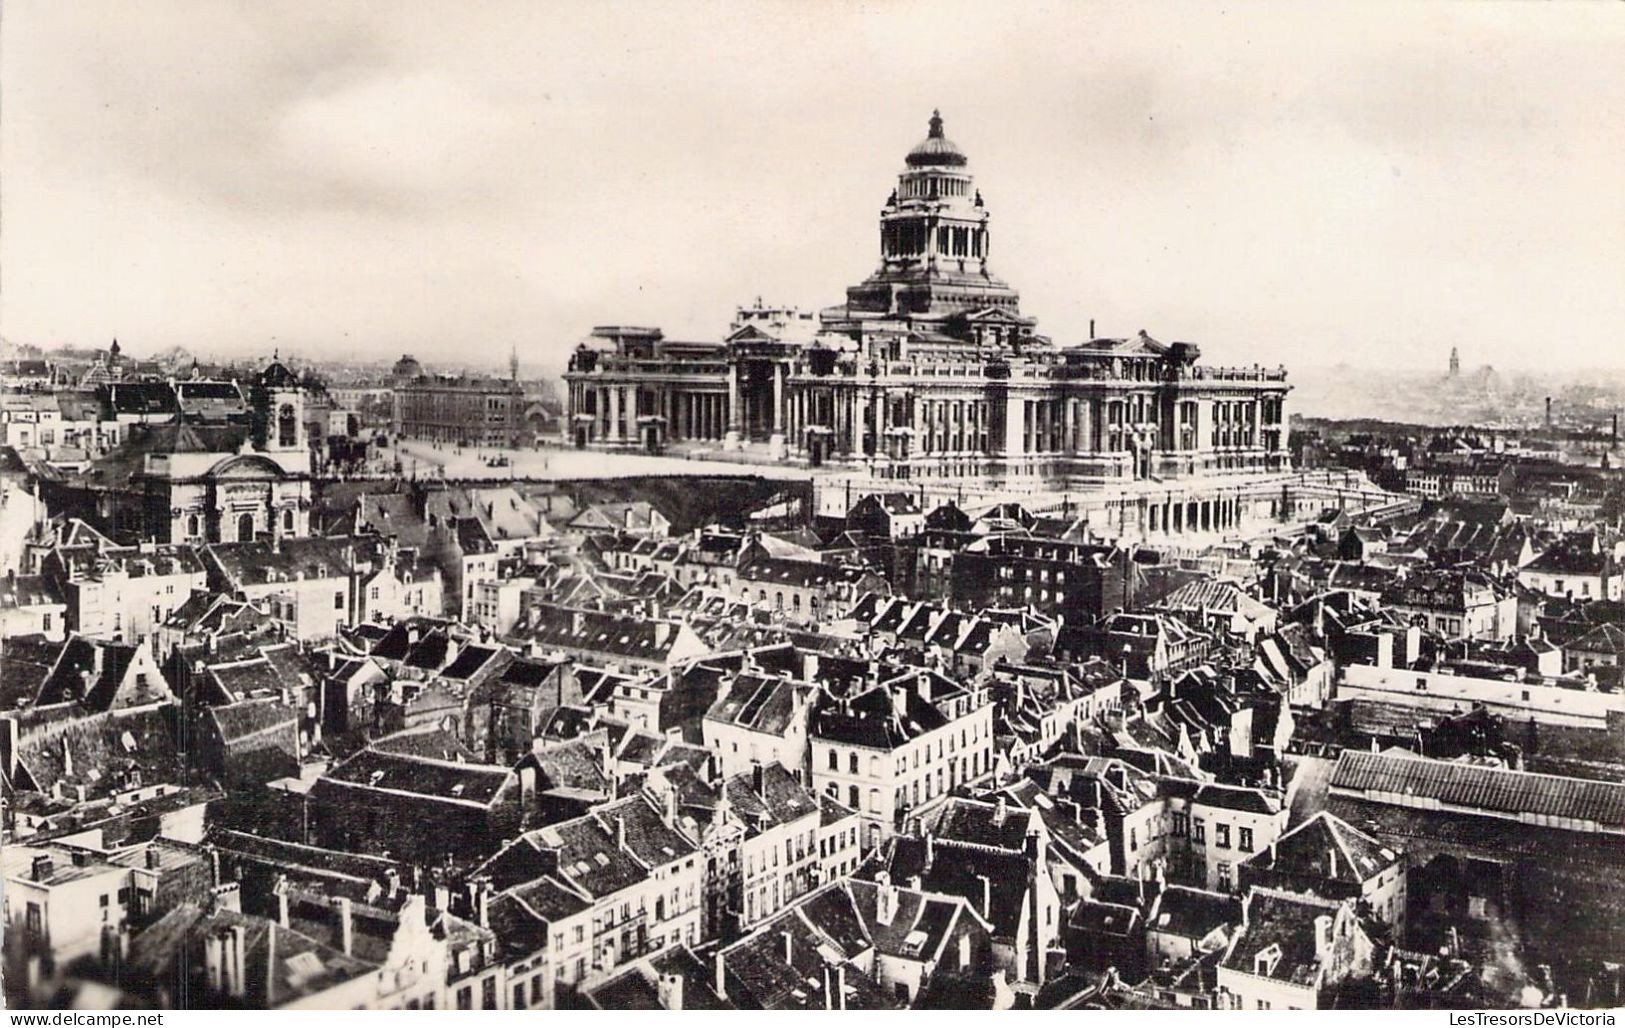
<box><xmin>1448</xmin><ymin>346</ymin><xmax>1461</xmax><ymax>377</ymax></box>
<box><xmin>251</xmin><ymin>354</ymin><xmax>305</xmax><ymax>453</ymax></box>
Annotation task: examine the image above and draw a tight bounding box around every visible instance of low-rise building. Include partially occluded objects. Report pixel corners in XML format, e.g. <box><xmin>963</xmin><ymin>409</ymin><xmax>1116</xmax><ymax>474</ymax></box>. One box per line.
<box><xmin>1215</xmin><ymin>888</ymin><xmax>1375</xmax><ymax>1011</ymax></box>
<box><xmin>1238</xmin><ymin>811</ymin><xmax>1406</xmax><ymax>935</ymax></box>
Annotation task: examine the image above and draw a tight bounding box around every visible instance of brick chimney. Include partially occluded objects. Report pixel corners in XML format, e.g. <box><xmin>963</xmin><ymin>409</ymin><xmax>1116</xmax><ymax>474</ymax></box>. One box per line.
<box><xmin>30</xmin><ymin>854</ymin><xmax>53</xmax><ymax>881</ymax></box>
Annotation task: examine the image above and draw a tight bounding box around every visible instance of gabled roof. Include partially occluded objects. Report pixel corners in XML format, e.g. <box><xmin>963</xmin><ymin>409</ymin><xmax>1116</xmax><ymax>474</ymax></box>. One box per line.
<box><xmin>1218</xmin><ymin>888</ymin><xmax>1351</xmax><ymax>987</ymax></box>
<box><xmin>1241</xmin><ymin>810</ymin><xmax>1396</xmax><ymax>885</ymax></box>
<box><xmin>1147</xmin><ymin>885</ymin><xmax>1243</xmax><ymax>942</ymax></box>
<box><xmin>1330</xmin><ymin>750</ymin><xmax>1625</xmax><ymax>830</ymax></box>
<box><xmin>314</xmin><ymin>746</ymin><xmax>514</xmax><ymax>807</ymax></box>
<box><xmin>705</xmin><ymin>671</ymin><xmax>802</xmax><ymax>735</ymax></box>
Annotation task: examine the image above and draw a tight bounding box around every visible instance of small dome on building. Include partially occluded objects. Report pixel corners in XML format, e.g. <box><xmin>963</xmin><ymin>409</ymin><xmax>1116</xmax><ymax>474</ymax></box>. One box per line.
<box><xmin>258</xmin><ymin>355</ymin><xmax>300</xmax><ymax>389</ymax></box>
<box><xmin>905</xmin><ymin>109</ymin><xmax>968</xmax><ymax>167</ymax></box>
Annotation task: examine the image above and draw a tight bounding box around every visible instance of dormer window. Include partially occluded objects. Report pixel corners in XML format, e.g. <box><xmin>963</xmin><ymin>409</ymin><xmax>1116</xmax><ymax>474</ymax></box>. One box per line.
<box><xmin>1253</xmin><ymin>943</ymin><xmax>1282</xmax><ymax>977</ymax></box>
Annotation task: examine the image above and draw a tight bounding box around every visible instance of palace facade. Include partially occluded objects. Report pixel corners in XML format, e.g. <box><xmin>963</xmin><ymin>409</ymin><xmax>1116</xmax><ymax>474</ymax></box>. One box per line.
<box><xmin>564</xmin><ymin>111</ymin><xmax>1291</xmax><ymax>489</ymax></box>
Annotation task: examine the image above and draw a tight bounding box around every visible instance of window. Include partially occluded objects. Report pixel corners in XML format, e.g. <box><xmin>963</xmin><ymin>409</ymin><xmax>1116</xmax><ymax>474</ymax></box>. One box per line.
<box><xmin>335</xmin><ymin>592</ymin><xmax>345</xmax><ymax>610</ymax></box>
<box><xmin>1193</xmin><ymin>820</ymin><xmax>1206</xmax><ymax>845</ymax></box>
<box><xmin>1238</xmin><ymin>827</ymin><xmax>1254</xmax><ymax>853</ymax></box>
<box><xmin>848</xmin><ymin>753</ymin><xmax>859</xmax><ymax>775</ymax></box>
<box><xmin>1215</xmin><ymin>824</ymin><xmax>1230</xmax><ymax>849</ymax></box>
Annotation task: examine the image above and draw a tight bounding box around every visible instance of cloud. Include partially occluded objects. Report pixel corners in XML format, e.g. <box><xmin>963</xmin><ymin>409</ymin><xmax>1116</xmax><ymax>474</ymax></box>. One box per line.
<box><xmin>270</xmin><ymin>72</ymin><xmax>527</xmax><ymax>212</ymax></box>
<box><xmin>2</xmin><ymin>0</ymin><xmax>1622</xmax><ymax>375</ymax></box>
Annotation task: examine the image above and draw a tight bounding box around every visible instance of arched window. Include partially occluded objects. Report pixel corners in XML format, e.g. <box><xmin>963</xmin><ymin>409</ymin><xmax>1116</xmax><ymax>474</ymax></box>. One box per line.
<box><xmin>848</xmin><ymin>785</ymin><xmax>859</xmax><ymax>809</ymax></box>
<box><xmin>848</xmin><ymin>753</ymin><xmax>858</xmax><ymax>775</ymax></box>
<box><xmin>827</xmin><ymin>749</ymin><xmax>838</xmax><ymax>771</ymax></box>
<box><xmin>282</xmin><ymin>509</ymin><xmax>294</xmax><ymax>531</ymax></box>
<box><xmin>277</xmin><ymin>403</ymin><xmax>297</xmax><ymax>448</ymax></box>
<box><xmin>237</xmin><ymin>513</ymin><xmax>254</xmax><ymax>542</ymax></box>
<box><xmin>187</xmin><ymin>513</ymin><xmax>200</xmax><ymax>538</ymax></box>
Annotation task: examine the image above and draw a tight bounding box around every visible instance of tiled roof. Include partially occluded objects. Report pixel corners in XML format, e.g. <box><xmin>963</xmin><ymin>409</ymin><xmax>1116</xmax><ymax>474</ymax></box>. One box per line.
<box><xmin>1147</xmin><ymin>885</ymin><xmax>1242</xmax><ymax>941</ymax></box>
<box><xmin>1218</xmin><ymin>888</ymin><xmax>1349</xmax><ymax>986</ymax></box>
<box><xmin>316</xmin><ymin>747</ymin><xmax>514</xmax><ymax>807</ymax></box>
<box><xmin>705</xmin><ymin>672</ymin><xmax>801</xmax><ymax>735</ymax></box>
<box><xmin>1330</xmin><ymin>750</ymin><xmax>1625</xmax><ymax>830</ymax></box>
<box><xmin>207</xmin><ymin>698</ymin><xmax>298</xmax><ymax>742</ymax></box>
<box><xmin>1242</xmin><ymin>810</ymin><xmax>1395</xmax><ymax>885</ymax></box>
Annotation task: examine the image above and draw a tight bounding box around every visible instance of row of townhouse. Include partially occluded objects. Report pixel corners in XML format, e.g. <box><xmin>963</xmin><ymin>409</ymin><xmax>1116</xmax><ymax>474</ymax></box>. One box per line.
<box><xmin>808</xmin><ymin>665</ymin><xmax>997</xmax><ymax>852</ymax></box>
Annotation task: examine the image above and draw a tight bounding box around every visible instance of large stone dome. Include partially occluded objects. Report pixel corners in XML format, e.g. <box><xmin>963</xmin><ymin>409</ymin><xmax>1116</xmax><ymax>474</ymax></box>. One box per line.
<box><xmin>905</xmin><ymin>110</ymin><xmax>967</xmax><ymax>167</ymax></box>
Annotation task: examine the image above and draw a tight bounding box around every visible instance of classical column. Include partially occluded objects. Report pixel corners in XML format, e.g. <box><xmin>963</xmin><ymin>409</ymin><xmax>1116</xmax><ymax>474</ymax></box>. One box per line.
<box><xmin>725</xmin><ymin>362</ymin><xmax>743</xmax><ymax>449</ymax></box>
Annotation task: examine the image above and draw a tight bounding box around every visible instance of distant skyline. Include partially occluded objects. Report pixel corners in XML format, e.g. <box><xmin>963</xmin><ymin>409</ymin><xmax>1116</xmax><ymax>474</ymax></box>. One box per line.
<box><xmin>3</xmin><ymin>1</ymin><xmax>1623</xmax><ymax>375</ymax></box>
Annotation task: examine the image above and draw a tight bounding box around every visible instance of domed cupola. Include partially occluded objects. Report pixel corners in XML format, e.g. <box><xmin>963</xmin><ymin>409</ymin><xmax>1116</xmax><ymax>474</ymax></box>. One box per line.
<box><xmin>905</xmin><ymin>110</ymin><xmax>968</xmax><ymax>168</ymax></box>
<box><xmin>258</xmin><ymin>353</ymin><xmax>301</xmax><ymax>390</ymax></box>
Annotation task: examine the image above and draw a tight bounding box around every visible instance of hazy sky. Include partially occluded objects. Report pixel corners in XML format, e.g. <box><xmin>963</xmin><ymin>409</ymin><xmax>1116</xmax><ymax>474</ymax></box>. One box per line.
<box><xmin>4</xmin><ymin>1</ymin><xmax>1623</xmax><ymax>376</ymax></box>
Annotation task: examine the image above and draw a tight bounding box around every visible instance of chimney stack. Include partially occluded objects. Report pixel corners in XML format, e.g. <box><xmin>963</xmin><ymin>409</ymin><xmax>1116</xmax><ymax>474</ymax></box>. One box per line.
<box><xmin>657</xmin><ymin>972</ymin><xmax>684</xmax><ymax>1011</ymax></box>
<box><xmin>713</xmin><ymin>950</ymin><xmax>728</xmax><ymax>1000</ymax></box>
<box><xmin>206</xmin><ymin>924</ymin><xmax>248</xmax><ymax>999</ymax></box>
<box><xmin>335</xmin><ymin>896</ymin><xmax>354</xmax><ymax>956</ymax></box>
<box><xmin>1313</xmin><ymin>914</ymin><xmax>1334</xmax><ymax>963</ymax></box>
<box><xmin>876</xmin><ymin>871</ymin><xmax>897</xmax><ymax>925</ymax></box>
<box><xmin>823</xmin><ymin>964</ymin><xmax>847</xmax><ymax>1010</ymax></box>
<box><xmin>30</xmin><ymin>854</ymin><xmax>53</xmax><ymax>881</ymax></box>
<box><xmin>780</xmin><ymin>930</ymin><xmax>794</xmax><ymax>964</ymax></box>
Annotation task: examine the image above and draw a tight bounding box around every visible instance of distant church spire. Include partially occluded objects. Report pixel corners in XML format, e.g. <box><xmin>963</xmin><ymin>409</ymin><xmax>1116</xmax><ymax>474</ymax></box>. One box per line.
<box><xmin>1448</xmin><ymin>346</ymin><xmax>1460</xmax><ymax>377</ymax></box>
<box><xmin>509</xmin><ymin>343</ymin><xmax>519</xmax><ymax>382</ymax></box>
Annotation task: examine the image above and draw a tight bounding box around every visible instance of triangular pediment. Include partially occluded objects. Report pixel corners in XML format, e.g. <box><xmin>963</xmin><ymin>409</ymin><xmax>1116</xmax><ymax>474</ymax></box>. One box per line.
<box><xmin>724</xmin><ymin>323</ymin><xmax>779</xmax><ymax>343</ymax></box>
<box><xmin>963</xmin><ymin>306</ymin><xmax>1026</xmax><ymax>324</ymax></box>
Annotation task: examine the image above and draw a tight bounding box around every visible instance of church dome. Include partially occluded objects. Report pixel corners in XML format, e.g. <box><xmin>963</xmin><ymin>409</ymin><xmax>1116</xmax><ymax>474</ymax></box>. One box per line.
<box><xmin>905</xmin><ymin>110</ymin><xmax>967</xmax><ymax>167</ymax></box>
<box><xmin>258</xmin><ymin>354</ymin><xmax>300</xmax><ymax>389</ymax></box>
